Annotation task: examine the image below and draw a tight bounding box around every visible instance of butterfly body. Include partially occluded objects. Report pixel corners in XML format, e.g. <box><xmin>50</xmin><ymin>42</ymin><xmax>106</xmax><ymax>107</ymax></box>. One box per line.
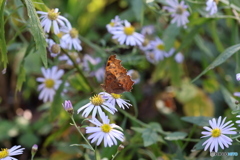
<box><xmin>101</xmin><ymin>55</ymin><xmax>134</xmax><ymax>94</ymax></box>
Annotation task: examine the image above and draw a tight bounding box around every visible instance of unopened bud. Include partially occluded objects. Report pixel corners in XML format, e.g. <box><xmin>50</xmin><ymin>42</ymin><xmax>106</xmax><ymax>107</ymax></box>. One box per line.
<box><xmin>62</xmin><ymin>100</ymin><xmax>74</xmax><ymax>115</ymax></box>
<box><xmin>31</xmin><ymin>144</ymin><xmax>38</xmax><ymax>156</ymax></box>
<box><xmin>118</xmin><ymin>144</ymin><xmax>124</xmax><ymax>151</ymax></box>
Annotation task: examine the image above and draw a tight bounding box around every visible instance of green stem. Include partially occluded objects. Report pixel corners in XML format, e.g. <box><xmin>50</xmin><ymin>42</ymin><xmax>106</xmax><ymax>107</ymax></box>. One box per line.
<box><xmin>70</xmin><ymin>115</ymin><xmax>95</xmax><ymax>152</ymax></box>
<box><xmin>63</xmin><ymin>50</ymin><xmax>94</xmax><ymax>92</ymax></box>
<box><xmin>111</xmin><ymin>150</ymin><xmax>120</xmax><ymax>160</ymax></box>
<box><xmin>182</xmin><ymin>124</ymin><xmax>197</xmax><ymax>150</ymax></box>
<box><xmin>31</xmin><ymin>155</ymin><xmax>34</xmax><ymax>160</ymax></box>
<box><xmin>119</xmin><ymin>108</ymin><xmax>148</xmax><ymax>127</ymax></box>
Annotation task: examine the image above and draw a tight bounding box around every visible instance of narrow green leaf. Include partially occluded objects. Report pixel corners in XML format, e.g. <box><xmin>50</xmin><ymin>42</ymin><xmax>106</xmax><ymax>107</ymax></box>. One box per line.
<box><xmin>181</xmin><ymin>116</ymin><xmax>212</xmax><ymax>126</ymax></box>
<box><xmin>16</xmin><ymin>65</ymin><xmax>26</xmax><ymax>92</ymax></box>
<box><xmin>163</xmin><ymin>23</ymin><xmax>180</xmax><ymax>51</ymax></box>
<box><xmin>130</xmin><ymin>0</ymin><xmax>144</xmax><ymax>24</ymax></box>
<box><xmin>70</xmin><ymin>144</ymin><xmax>94</xmax><ymax>151</ymax></box>
<box><xmin>24</xmin><ymin>0</ymin><xmax>47</xmax><ymax>67</ymax></box>
<box><xmin>0</xmin><ymin>0</ymin><xmax>8</xmax><ymax>68</ymax></box>
<box><xmin>220</xmin><ymin>85</ymin><xmax>238</xmax><ymax>110</ymax></box>
<box><xmin>32</xmin><ymin>0</ymin><xmax>48</xmax><ymax>12</ymax></box>
<box><xmin>165</xmin><ymin>132</ymin><xmax>187</xmax><ymax>141</ymax></box>
<box><xmin>192</xmin><ymin>44</ymin><xmax>240</xmax><ymax>82</ymax></box>
<box><xmin>194</xmin><ymin>35</ymin><xmax>213</xmax><ymax>58</ymax></box>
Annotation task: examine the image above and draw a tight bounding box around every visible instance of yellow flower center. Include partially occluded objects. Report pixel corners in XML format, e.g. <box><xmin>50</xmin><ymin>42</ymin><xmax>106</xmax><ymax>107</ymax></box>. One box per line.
<box><xmin>211</xmin><ymin>128</ymin><xmax>221</xmax><ymax>137</ymax></box>
<box><xmin>124</xmin><ymin>26</ymin><xmax>135</xmax><ymax>35</ymax></box>
<box><xmin>109</xmin><ymin>22</ymin><xmax>115</xmax><ymax>27</ymax></box>
<box><xmin>174</xmin><ymin>41</ymin><xmax>180</xmax><ymax>49</ymax></box>
<box><xmin>69</xmin><ymin>28</ymin><xmax>78</xmax><ymax>39</ymax></box>
<box><xmin>90</xmin><ymin>95</ymin><xmax>104</xmax><ymax>106</ymax></box>
<box><xmin>111</xmin><ymin>93</ymin><xmax>121</xmax><ymax>99</ymax></box>
<box><xmin>101</xmin><ymin>124</ymin><xmax>112</xmax><ymax>133</ymax></box>
<box><xmin>69</xmin><ymin>52</ymin><xmax>78</xmax><ymax>59</ymax></box>
<box><xmin>157</xmin><ymin>44</ymin><xmax>165</xmax><ymax>50</ymax></box>
<box><xmin>47</xmin><ymin>9</ymin><xmax>60</xmax><ymax>21</ymax></box>
<box><xmin>44</xmin><ymin>79</ymin><xmax>55</xmax><ymax>88</ymax></box>
<box><xmin>56</xmin><ymin>32</ymin><xmax>64</xmax><ymax>38</ymax></box>
<box><xmin>176</xmin><ymin>6</ymin><xmax>185</xmax><ymax>15</ymax></box>
<box><xmin>51</xmin><ymin>44</ymin><xmax>61</xmax><ymax>54</ymax></box>
<box><xmin>0</xmin><ymin>148</ymin><xmax>9</xmax><ymax>158</ymax></box>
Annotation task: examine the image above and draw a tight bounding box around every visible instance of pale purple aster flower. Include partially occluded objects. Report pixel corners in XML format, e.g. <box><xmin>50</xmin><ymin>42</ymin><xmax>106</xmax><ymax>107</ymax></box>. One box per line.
<box><xmin>206</xmin><ymin>0</ymin><xmax>218</xmax><ymax>15</ymax></box>
<box><xmin>0</xmin><ymin>145</ymin><xmax>25</xmax><ymax>160</ymax></box>
<box><xmin>201</xmin><ymin>116</ymin><xmax>237</xmax><ymax>152</ymax></box>
<box><xmin>86</xmin><ymin>111</ymin><xmax>124</xmax><ymax>147</ymax></box>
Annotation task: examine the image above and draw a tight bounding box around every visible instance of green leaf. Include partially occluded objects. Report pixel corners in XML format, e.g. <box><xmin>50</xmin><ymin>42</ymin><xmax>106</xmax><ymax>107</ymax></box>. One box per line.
<box><xmin>24</xmin><ymin>0</ymin><xmax>47</xmax><ymax>67</ymax></box>
<box><xmin>32</xmin><ymin>0</ymin><xmax>48</xmax><ymax>12</ymax></box>
<box><xmin>142</xmin><ymin>127</ymin><xmax>164</xmax><ymax>147</ymax></box>
<box><xmin>69</xmin><ymin>74</ymin><xmax>91</xmax><ymax>92</ymax></box>
<box><xmin>164</xmin><ymin>132</ymin><xmax>187</xmax><ymax>141</ymax></box>
<box><xmin>0</xmin><ymin>0</ymin><xmax>8</xmax><ymax>69</ymax></box>
<box><xmin>192</xmin><ymin>44</ymin><xmax>240</xmax><ymax>82</ymax></box>
<box><xmin>141</xmin><ymin>123</ymin><xmax>164</xmax><ymax>147</ymax></box>
<box><xmin>16</xmin><ymin>65</ymin><xmax>26</xmax><ymax>92</ymax></box>
<box><xmin>70</xmin><ymin>144</ymin><xmax>94</xmax><ymax>151</ymax></box>
<box><xmin>192</xmin><ymin>138</ymin><xmax>206</xmax><ymax>151</ymax></box>
<box><xmin>194</xmin><ymin>35</ymin><xmax>213</xmax><ymax>58</ymax></box>
<box><xmin>181</xmin><ymin>116</ymin><xmax>212</xmax><ymax>126</ymax></box>
<box><xmin>220</xmin><ymin>85</ymin><xmax>238</xmax><ymax>111</ymax></box>
<box><xmin>18</xmin><ymin>132</ymin><xmax>39</xmax><ymax>148</ymax></box>
<box><xmin>163</xmin><ymin>23</ymin><xmax>180</xmax><ymax>51</ymax></box>
<box><xmin>130</xmin><ymin>0</ymin><xmax>144</xmax><ymax>24</ymax></box>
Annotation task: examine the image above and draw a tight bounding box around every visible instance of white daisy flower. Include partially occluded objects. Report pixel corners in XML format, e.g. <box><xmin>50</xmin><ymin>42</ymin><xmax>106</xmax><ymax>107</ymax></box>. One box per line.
<box><xmin>77</xmin><ymin>94</ymin><xmax>117</xmax><ymax>118</ymax></box>
<box><xmin>0</xmin><ymin>145</ymin><xmax>24</xmax><ymax>160</ymax></box>
<box><xmin>150</xmin><ymin>37</ymin><xmax>167</xmax><ymax>59</ymax></box>
<box><xmin>163</xmin><ymin>0</ymin><xmax>190</xmax><ymax>28</ymax></box>
<box><xmin>201</xmin><ymin>116</ymin><xmax>237</xmax><ymax>152</ymax></box>
<box><xmin>111</xmin><ymin>20</ymin><xmax>144</xmax><ymax>46</ymax></box>
<box><xmin>106</xmin><ymin>15</ymin><xmax>123</xmax><ymax>33</ymax></box>
<box><xmin>206</xmin><ymin>0</ymin><xmax>218</xmax><ymax>15</ymax></box>
<box><xmin>37</xmin><ymin>8</ymin><xmax>71</xmax><ymax>34</ymax></box>
<box><xmin>127</xmin><ymin>69</ymin><xmax>140</xmax><ymax>84</ymax></box>
<box><xmin>86</xmin><ymin>111</ymin><xmax>124</xmax><ymax>147</ymax></box>
<box><xmin>236</xmin><ymin>73</ymin><xmax>240</xmax><ymax>81</ymax></box>
<box><xmin>141</xmin><ymin>25</ymin><xmax>155</xmax><ymax>35</ymax></box>
<box><xmin>46</xmin><ymin>39</ymin><xmax>61</xmax><ymax>57</ymax></box>
<box><xmin>99</xmin><ymin>92</ymin><xmax>132</xmax><ymax>109</ymax></box>
<box><xmin>59</xmin><ymin>52</ymin><xmax>81</xmax><ymax>66</ymax></box>
<box><xmin>36</xmin><ymin>66</ymin><xmax>65</xmax><ymax>102</ymax></box>
<box><xmin>60</xmin><ymin>27</ymin><xmax>82</xmax><ymax>51</ymax></box>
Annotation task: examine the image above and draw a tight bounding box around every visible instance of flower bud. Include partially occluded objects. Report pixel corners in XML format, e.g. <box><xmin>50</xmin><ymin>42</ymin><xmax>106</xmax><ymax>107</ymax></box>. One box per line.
<box><xmin>62</xmin><ymin>100</ymin><xmax>74</xmax><ymax>115</ymax></box>
<box><xmin>31</xmin><ymin>144</ymin><xmax>38</xmax><ymax>156</ymax></box>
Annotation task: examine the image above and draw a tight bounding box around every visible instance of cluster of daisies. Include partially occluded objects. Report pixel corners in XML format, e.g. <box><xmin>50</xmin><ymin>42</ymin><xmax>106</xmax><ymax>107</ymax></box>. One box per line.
<box><xmin>63</xmin><ymin>91</ymin><xmax>133</xmax><ymax>147</ymax></box>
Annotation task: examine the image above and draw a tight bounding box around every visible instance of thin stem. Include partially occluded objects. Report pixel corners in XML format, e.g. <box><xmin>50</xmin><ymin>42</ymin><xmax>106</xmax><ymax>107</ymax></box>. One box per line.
<box><xmin>70</xmin><ymin>115</ymin><xmax>95</xmax><ymax>152</ymax></box>
<box><xmin>31</xmin><ymin>155</ymin><xmax>34</xmax><ymax>160</ymax></box>
<box><xmin>119</xmin><ymin>108</ymin><xmax>148</xmax><ymax>128</ymax></box>
<box><xmin>182</xmin><ymin>124</ymin><xmax>197</xmax><ymax>150</ymax></box>
<box><xmin>63</xmin><ymin>50</ymin><xmax>94</xmax><ymax>92</ymax></box>
<box><xmin>111</xmin><ymin>150</ymin><xmax>120</xmax><ymax>160</ymax></box>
